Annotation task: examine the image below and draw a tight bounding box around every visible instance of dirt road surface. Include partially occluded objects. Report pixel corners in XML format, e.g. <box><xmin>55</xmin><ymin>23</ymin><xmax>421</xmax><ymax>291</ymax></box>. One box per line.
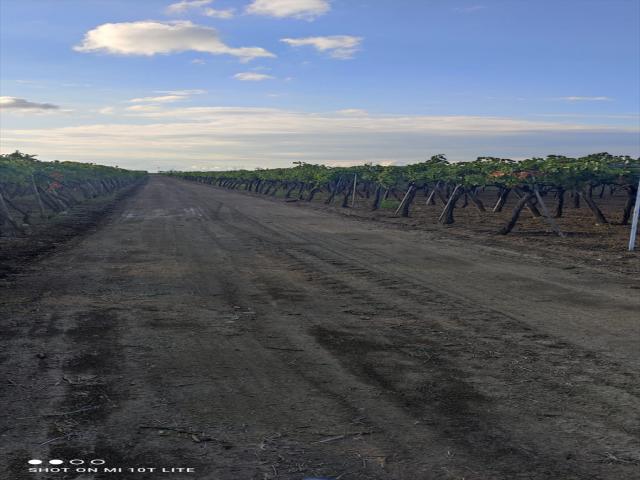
<box><xmin>2</xmin><ymin>176</ymin><xmax>639</xmax><ymax>480</ymax></box>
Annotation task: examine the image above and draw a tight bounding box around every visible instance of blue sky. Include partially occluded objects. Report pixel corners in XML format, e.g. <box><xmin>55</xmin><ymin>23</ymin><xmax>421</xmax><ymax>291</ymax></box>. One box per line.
<box><xmin>1</xmin><ymin>0</ymin><xmax>639</xmax><ymax>171</ymax></box>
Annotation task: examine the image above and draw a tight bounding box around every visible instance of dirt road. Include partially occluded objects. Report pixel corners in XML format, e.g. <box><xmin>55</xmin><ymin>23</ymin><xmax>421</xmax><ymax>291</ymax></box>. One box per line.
<box><xmin>2</xmin><ymin>175</ymin><xmax>639</xmax><ymax>480</ymax></box>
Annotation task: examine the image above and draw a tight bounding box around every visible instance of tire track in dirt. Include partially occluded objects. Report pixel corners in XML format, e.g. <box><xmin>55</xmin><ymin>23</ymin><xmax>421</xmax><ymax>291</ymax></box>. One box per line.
<box><xmin>2</xmin><ymin>176</ymin><xmax>639</xmax><ymax>480</ymax></box>
<box><xmin>185</xmin><ymin>183</ymin><xmax>640</xmax><ymax>479</ymax></box>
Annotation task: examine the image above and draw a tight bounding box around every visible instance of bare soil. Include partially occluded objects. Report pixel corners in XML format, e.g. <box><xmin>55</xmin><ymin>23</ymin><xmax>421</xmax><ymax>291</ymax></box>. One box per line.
<box><xmin>268</xmin><ymin>185</ymin><xmax>639</xmax><ymax>276</ymax></box>
<box><xmin>1</xmin><ymin>175</ymin><xmax>639</xmax><ymax>480</ymax></box>
<box><xmin>0</xmin><ymin>180</ymin><xmax>146</xmax><ymax>279</ymax></box>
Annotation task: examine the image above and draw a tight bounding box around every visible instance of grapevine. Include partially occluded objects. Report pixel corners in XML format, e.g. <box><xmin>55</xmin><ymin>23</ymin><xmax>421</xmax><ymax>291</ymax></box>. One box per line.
<box><xmin>164</xmin><ymin>153</ymin><xmax>639</xmax><ymax>235</ymax></box>
<box><xmin>0</xmin><ymin>151</ymin><xmax>147</xmax><ymax>235</ymax></box>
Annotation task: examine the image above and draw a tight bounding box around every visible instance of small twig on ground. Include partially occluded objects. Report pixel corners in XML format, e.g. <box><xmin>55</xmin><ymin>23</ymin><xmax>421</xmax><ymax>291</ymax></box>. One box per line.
<box><xmin>265</xmin><ymin>346</ymin><xmax>304</xmax><ymax>352</ymax></box>
<box><xmin>600</xmin><ymin>452</ymin><xmax>640</xmax><ymax>465</ymax></box>
<box><xmin>313</xmin><ymin>431</ymin><xmax>376</xmax><ymax>444</ymax></box>
<box><xmin>43</xmin><ymin>405</ymin><xmax>100</xmax><ymax>417</ymax></box>
<box><xmin>39</xmin><ymin>433</ymin><xmax>74</xmax><ymax>446</ymax></box>
<box><xmin>138</xmin><ymin>425</ymin><xmax>217</xmax><ymax>443</ymax></box>
<box><xmin>316</xmin><ymin>434</ymin><xmax>345</xmax><ymax>444</ymax></box>
<box><xmin>7</xmin><ymin>378</ymin><xmax>26</xmax><ymax>388</ymax></box>
<box><xmin>139</xmin><ymin>425</ymin><xmax>195</xmax><ymax>435</ymax></box>
<box><xmin>18</xmin><ymin>405</ymin><xmax>100</xmax><ymax>419</ymax></box>
<box><xmin>258</xmin><ymin>432</ymin><xmax>283</xmax><ymax>450</ymax></box>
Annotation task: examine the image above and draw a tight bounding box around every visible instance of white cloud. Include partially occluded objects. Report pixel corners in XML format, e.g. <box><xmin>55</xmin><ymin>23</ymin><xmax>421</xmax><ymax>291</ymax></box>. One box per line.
<box><xmin>15</xmin><ymin>79</ymin><xmax>42</xmax><ymax>86</ymax></box>
<box><xmin>166</xmin><ymin>0</ymin><xmax>213</xmax><ymax>14</ymax></box>
<box><xmin>121</xmin><ymin>106</ymin><xmax>282</xmax><ymax>119</ymax></box>
<box><xmin>61</xmin><ymin>82</ymin><xmax>92</xmax><ymax>88</ymax></box>
<box><xmin>158</xmin><ymin>89</ymin><xmax>206</xmax><ymax>95</ymax></box>
<box><xmin>2</xmin><ymin>108</ymin><xmax>637</xmax><ymax>170</ymax></box>
<box><xmin>98</xmin><ymin>107</ymin><xmax>115</xmax><ymax>115</ymax></box>
<box><xmin>559</xmin><ymin>96</ymin><xmax>613</xmax><ymax>102</ymax></box>
<box><xmin>234</xmin><ymin>72</ymin><xmax>275</xmax><ymax>81</ymax></box>
<box><xmin>454</xmin><ymin>5</ymin><xmax>486</xmax><ymax>13</ymax></box>
<box><xmin>534</xmin><ymin>113</ymin><xmax>640</xmax><ymax>119</ymax></box>
<box><xmin>203</xmin><ymin>6</ymin><xmax>235</xmax><ymax>18</ymax></box>
<box><xmin>246</xmin><ymin>0</ymin><xmax>330</xmax><ymax>19</ymax></box>
<box><xmin>129</xmin><ymin>90</ymin><xmax>205</xmax><ymax>104</ymax></box>
<box><xmin>125</xmin><ymin>104</ymin><xmax>163</xmax><ymax>112</ymax></box>
<box><xmin>191</xmin><ymin>58</ymin><xmax>206</xmax><ymax>64</ymax></box>
<box><xmin>281</xmin><ymin>35</ymin><xmax>362</xmax><ymax>59</ymax></box>
<box><xmin>130</xmin><ymin>95</ymin><xmax>186</xmax><ymax>103</ymax></box>
<box><xmin>115</xmin><ymin>105</ymin><xmax>638</xmax><ymax>134</ymax></box>
<box><xmin>166</xmin><ymin>0</ymin><xmax>235</xmax><ymax>18</ymax></box>
<box><xmin>337</xmin><ymin>108</ymin><xmax>368</xmax><ymax>116</ymax></box>
<box><xmin>0</xmin><ymin>96</ymin><xmax>60</xmax><ymax>111</ymax></box>
<box><xmin>74</xmin><ymin>21</ymin><xmax>275</xmax><ymax>62</ymax></box>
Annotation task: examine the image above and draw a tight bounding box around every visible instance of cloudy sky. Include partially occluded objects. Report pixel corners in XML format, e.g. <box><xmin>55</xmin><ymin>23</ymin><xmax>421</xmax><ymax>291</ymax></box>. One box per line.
<box><xmin>1</xmin><ymin>0</ymin><xmax>639</xmax><ymax>171</ymax></box>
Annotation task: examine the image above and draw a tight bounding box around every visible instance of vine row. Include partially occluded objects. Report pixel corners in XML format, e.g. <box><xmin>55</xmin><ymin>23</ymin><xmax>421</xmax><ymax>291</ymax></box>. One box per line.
<box><xmin>164</xmin><ymin>153</ymin><xmax>639</xmax><ymax>235</ymax></box>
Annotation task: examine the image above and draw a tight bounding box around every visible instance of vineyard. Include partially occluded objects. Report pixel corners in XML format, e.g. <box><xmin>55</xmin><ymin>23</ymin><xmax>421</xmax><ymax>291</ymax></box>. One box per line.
<box><xmin>0</xmin><ymin>151</ymin><xmax>147</xmax><ymax>236</ymax></box>
<box><xmin>165</xmin><ymin>153</ymin><xmax>640</xmax><ymax>239</ymax></box>
<box><xmin>1</xmin><ymin>163</ymin><xmax>639</xmax><ymax>480</ymax></box>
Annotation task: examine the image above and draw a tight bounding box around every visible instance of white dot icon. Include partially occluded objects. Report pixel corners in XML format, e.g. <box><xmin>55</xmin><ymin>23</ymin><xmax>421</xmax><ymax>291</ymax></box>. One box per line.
<box><xmin>28</xmin><ymin>460</ymin><xmax>42</xmax><ymax>465</ymax></box>
<box><xmin>49</xmin><ymin>459</ymin><xmax>64</xmax><ymax>465</ymax></box>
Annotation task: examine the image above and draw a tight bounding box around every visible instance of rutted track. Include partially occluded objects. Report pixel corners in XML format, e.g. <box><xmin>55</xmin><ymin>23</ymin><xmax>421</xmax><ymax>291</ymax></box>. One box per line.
<box><xmin>1</xmin><ymin>176</ymin><xmax>639</xmax><ymax>480</ymax></box>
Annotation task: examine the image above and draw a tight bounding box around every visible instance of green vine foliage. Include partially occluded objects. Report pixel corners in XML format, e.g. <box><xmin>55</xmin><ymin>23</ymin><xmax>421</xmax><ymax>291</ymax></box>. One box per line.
<box><xmin>1</xmin><ymin>150</ymin><xmax>146</xmax><ymax>193</ymax></box>
<box><xmin>166</xmin><ymin>153</ymin><xmax>639</xmax><ymax>192</ymax></box>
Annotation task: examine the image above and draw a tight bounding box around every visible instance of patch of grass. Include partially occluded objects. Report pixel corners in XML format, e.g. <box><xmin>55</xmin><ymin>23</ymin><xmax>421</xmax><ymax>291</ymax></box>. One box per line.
<box><xmin>380</xmin><ymin>199</ymin><xmax>400</xmax><ymax>209</ymax></box>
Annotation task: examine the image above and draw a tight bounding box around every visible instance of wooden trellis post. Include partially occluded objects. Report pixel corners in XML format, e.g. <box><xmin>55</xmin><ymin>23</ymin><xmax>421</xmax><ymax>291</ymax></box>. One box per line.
<box><xmin>351</xmin><ymin>174</ymin><xmax>357</xmax><ymax>207</ymax></box>
<box><xmin>534</xmin><ymin>186</ymin><xmax>565</xmax><ymax>238</ymax></box>
<box><xmin>629</xmin><ymin>179</ymin><xmax>640</xmax><ymax>251</ymax></box>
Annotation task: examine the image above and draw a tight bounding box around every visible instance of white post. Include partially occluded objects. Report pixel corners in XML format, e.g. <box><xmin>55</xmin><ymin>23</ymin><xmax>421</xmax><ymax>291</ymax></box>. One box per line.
<box><xmin>534</xmin><ymin>187</ymin><xmax>565</xmax><ymax>238</ymax></box>
<box><xmin>628</xmin><ymin>179</ymin><xmax>640</xmax><ymax>251</ymax></box>
<box><xmin>351</xmin><ymin>174</ymin><xmax>357</xmax><ymax>207</ymax></box>
<box><xmin>437</xmin><ymin>185</ymin><xmax>462</xmax><ymax>222</ymax></box>
<box><xmin>395</xmin><ymin>185</ymin><xmax>413</xmax><ymax>215</ymax></box>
